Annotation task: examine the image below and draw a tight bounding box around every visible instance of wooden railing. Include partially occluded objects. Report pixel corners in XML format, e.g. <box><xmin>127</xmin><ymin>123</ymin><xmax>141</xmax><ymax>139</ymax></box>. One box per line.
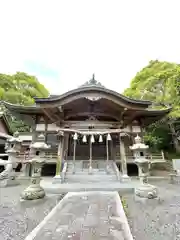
<box><xmin>149</xmin><ymin>150</ymin><xmax>166</xmax><ymax>163</ymax></box>
<box><xmin>16</xmin><ymin>150</ymin><xmax>166</xmax><ymax>164</ymax></box>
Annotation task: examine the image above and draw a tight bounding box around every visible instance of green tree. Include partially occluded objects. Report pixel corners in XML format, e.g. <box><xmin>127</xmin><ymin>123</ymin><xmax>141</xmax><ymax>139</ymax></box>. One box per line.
<box><xmin>123</xmin><ymin>60</ymin><xmax>180</xmax><ymax>152</ymax></box>
<box><xmin>0</xmin><ymin>72</ymin><xmax>49</xmax><ymax>132</ymax></box>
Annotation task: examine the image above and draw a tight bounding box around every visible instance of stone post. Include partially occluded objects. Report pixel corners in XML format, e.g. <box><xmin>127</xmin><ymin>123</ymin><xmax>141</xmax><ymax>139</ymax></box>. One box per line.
<box><xmin>89</xmin><ymin>135</ymin><xmax>94</xmax><ymax>174</ymax></box>
<box><xmin>72</xmin><ymin>132</ymin><xmax>78</xmax><ymax>174</ymax></box>
<box><xmin>106</xmin><ymin>133</ymin><xmax>112</xmax><ymax>173</ymax></box>
<box><xmin>53</xmin><ymin>131</ymin><xmax>64</xmax><ymax>183</ymax></box>
<box><xmin>130</xmin><ymin>135</ymin><xmax>158</xmax><ymax>199</ymax></box>
<box><xmin>18</xmin><ymin>148</ymin><xmax>31</xmax><ymax>180</ymax></box>
<box><xmin>119</xmin><ymin>133</ymin><xmax>130</xmax><ymax>181</ymax></box>
<box><xmin>21</xmin><ymin>134</ymin><xmax>50</xmax><ymax>200</ymax></box>
<box><xmin>64</xmin><ymin>133</ymin><xmax>69</xmax><ymax>158</ymax></box>
<box><xmin>110</xmin><ymin>140</ymin><xmax>115</xmax><ymax>161</ymax></box>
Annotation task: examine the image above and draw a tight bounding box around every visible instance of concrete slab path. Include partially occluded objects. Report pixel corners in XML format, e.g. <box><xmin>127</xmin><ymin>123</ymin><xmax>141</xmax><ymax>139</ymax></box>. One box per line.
<box><xmin>25</xmin><ymin>191</ymin><xmax>133</xmax><ymax>240</ymax></box>
<box><xmin>40</xmin><ymin>178</ymin><xmax>140</xmax><ymax>194</ymax></box>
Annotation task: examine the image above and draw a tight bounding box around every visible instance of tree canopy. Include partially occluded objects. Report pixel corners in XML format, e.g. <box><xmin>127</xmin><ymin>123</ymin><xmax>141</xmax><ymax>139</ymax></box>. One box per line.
<box><xmin>123</xmin><ymin>60</ymin><xmax>180</xmax><ymax>152</ymax></box>
<box><xmin>124</xmin><ymin>60</ymin><xmax>180</xmax><ymax>118</ymax></box>
<box><xmin>0</xmin><ymin>72</ymin><xmax>49</xmax><ymax>132</ymax></box>
<box><xmin>0</xmin><ymin>72</ymin><xmax>49</xmax><ymax>105</ymax></box>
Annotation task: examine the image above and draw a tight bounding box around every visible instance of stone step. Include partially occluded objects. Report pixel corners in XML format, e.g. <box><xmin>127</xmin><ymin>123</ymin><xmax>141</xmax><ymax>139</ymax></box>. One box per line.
<box><xmin>67</xmin><ymin>170</ymin><xmax>113</xmax><ymax>174</ymax></box>
<box><xmin>66</xmin><ymin>176</ymin><xmax>117</xmax><ymax>180</ymax></box>
<box><xmin>65</xmin><ymin>176</ymin><xmax>117</xmax><ymax>182</ymax></box>
<box><xmin>65</xmin><ymin>179</ymin><xmax>117</xmax><ymax>183</ymax></box>
<box><xmin>66</xmin><ymin>171</ymin><xmax>116</xmax><ymax>175</ymax></box>
<box><xmin>66</xmin><ymin>174</ymin><xmax>117</xmax><ymax>178</ymax></box>
<box><xmin>66</xmin><ymin>172</ymin><xmax>117</xmax><ymax>176</ymax></box>
<box><xmin>66</xmin><ymin>172</ymin><xmax>116</xmax><ymax>176</ymax></box>
<box><xmin>65</xmin><ymin>179</ymin><xmax>118</xmax><ymax>183</ymax></box>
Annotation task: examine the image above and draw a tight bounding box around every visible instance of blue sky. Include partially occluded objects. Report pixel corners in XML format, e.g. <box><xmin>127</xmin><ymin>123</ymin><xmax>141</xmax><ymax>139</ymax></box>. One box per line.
<box><xmin>24</xmin><ymin>61</ymin><xmax>60</xmax><ymax>80</ymax></box>
<box><xmin>0</xmin><ymin>0</ymin><xmax>180</xmax><ymax>94</ymax></box>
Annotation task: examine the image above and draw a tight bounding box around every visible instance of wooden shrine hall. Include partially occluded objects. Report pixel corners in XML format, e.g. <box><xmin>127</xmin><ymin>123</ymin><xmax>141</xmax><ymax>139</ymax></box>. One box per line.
<box><xmin>3</xmin><ymin>75</ymin><xmax>171</xmax><ymax>177</ymax></box>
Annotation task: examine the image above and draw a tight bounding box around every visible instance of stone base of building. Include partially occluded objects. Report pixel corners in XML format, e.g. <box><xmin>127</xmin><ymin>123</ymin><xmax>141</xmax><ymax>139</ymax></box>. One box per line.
<box><xmin>169</xmin><ymin>173</ymin><xmax>180</xmax><ymax>184</ymax></box>
<box><xmin>135</xmin><ymin>183</ymin><xmax>158</xmax><ymax>199</ymax></box>
<box><xmin>52</xmin><ymin>175</ymin><xmax>62</xmax><ymax>184</ymax></box>
<box><xmin>17</xmin><ymin>175</ymin><xmax>31</xmax><ymax>180</ymax></box>
<box><xmin>0</xmin><ymin>178</ymin><xmax>19</xmax><ymax>187</ymax></box>
<box><xmin>21</xmin><ymin>184</ymin><xmax>46</xmax><ymax>200</ymax></box>
<box><xmin>121</xmin><ymin>174</ymin><xmax>131</xmax><ymax>182</ymax></box>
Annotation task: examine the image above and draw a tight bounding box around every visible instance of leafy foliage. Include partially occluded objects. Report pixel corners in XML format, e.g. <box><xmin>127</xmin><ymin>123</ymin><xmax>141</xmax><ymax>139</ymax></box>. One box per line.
<box><xmin>124</xmin><ymin>60</ymin><xmax>180</xmax><ymax>116</ymax></box>
<box><xmin>119</xmin><ymin>194</ymin><xmax>128</xmax><ymax>216</ymax></box>
<box><xmin>0</xmin><ymin>72</ymin><xmax>49</xmax><ymax>132</ymax></box>
<box><xmin>123</xmin><ymin>60</ymin><xmax>180</xmax><ymax>151</ymax></box>
<box><xmin>143</xmin><ymin>123</ymin><xmax>172</xmax><ymax>151</ymax></box>
<box><xmin>0</xmin><ymin>72</ymin><xmax>48</xmax><ymax>105</ymax></box>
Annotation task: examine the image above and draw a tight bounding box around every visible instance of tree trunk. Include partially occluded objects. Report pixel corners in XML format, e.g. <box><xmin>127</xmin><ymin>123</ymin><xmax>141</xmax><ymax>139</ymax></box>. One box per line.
<box><xmin>169</xmin><ymin>122</ymin><xmax>180</xmax><ymax>153</ymax></box>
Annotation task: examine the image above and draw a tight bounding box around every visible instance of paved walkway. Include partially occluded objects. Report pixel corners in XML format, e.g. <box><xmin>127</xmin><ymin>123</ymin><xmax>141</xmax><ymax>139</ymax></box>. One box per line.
<box><xmin>25</xmin><ymin>191</ymin><xmax>133</xmax><ymax>240</ymax></box>
<box><xmin>41</xmin><ymin>178</ymin><xmax>139</xmax><ymax>194</ymax></box>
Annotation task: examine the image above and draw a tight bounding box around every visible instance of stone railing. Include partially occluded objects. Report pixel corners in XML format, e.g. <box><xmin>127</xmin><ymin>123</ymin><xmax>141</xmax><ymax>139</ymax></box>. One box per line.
<box><xmin>149</xmin><ymin>150</ymin><xmax>166</xmax><ymax>163</ymax></box>
<box><xmin>112</xmin><ymin>161</ymin><xmax>121</xmax><ymax>181</ymax></box>
<box><xmin>17</xmin><ymin>153</ymin><xmax>58</xmax><ymax>163</ymax></box>
<box><xmin>61</xmin><ymin>162</ymin><xmax>68</xmax><ymax>183</ymax></box>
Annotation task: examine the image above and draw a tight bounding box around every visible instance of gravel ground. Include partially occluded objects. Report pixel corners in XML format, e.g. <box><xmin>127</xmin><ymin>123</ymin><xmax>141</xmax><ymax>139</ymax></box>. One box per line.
<box><xmin>0</xmin><ymin>184</ymin><xmax>65</xmax><ymax>240</ymax></box>
<box><xmin>124</xmin><ymin>179</ymin><xmax>180</xmax><ymax>240</ymax></box>
<box><xmin>1</xmin><ymin>180</ymin><xmax>180</xmax><ymax>240</ymax></box>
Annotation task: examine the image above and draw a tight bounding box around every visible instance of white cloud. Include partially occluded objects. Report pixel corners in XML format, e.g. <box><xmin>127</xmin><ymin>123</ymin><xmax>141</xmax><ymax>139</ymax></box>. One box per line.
<box><xmin>0</xmin><ymin>0</ymin><xmax>180</xmax><ymax>94</ymax></box>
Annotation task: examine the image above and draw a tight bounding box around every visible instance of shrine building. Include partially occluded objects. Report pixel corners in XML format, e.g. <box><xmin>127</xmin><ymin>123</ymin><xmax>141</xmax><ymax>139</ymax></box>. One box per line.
<box><xmin>3</xmin><ymin>76</ymin><xmax>171</xmax><ymax>177</ymax></box>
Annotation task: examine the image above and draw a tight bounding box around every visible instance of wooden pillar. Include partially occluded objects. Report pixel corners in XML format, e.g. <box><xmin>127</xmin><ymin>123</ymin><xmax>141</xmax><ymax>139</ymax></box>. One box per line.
<box><xmin>106</xmin><ymin>138</ymin><xmax>109</xmax><ymax>167</ymax></box>
<box><xmin>44</xmin><ymin>120</ymin><xmax>48</xmax><ymax>143</ymax></box>
<box><xmin>55</xmin><ymin>132</ymin><xmax>64</xmax><ymax>177</ymax></box>
<box><xmin>64</xmin><ymin>133</ymin><xmax>69</xmax><ymax>160</ymax></box>
<box><xmin>89</xmin><ymin>135</ymin><xmax>93</xmax><ymax>174</ymax></box>
<box><xmin>110</xmin><ymin>139</ymin><xmax>115</xmax><ymax>161</ymax></box>
<box><xmin>73</xmin><ymin>138</ymin><xmax>77</xmax><ymax>173</ymax></box>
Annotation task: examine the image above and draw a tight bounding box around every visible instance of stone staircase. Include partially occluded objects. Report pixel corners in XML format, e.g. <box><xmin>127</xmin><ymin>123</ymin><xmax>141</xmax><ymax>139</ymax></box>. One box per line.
<box><xmin>65</xmin><ymin>160</ymin><xmax>119</xmax><ymax>183</ymax></box>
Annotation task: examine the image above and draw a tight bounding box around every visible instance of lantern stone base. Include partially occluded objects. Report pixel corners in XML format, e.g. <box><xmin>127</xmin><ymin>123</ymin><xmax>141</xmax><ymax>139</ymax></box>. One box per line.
<box><xmin>18</xmin><ymin>175</ymin><xmax>30</xmax><ymax>181</ymax></box>
<box><xmin>0</xmin><ymin>178</ymin><xmax>19</xmax><ymax>187</ymax></box>
<box><xmin>135</xmin><ymin>183</ymin><xmax>158</xmax><ymax>199</ymax></box>
<box><xmin>52</xmin><ymin>175</ymin><xmax>62</xmax><ymax>184</ymax></box>
<box><xmin>88</xmin><ymin>166</ymin><xmax>93</xmax><ymax>175</ymax></box>
<box><xmin>21</xmin><ymin>184</ymin><xmax>45</xmax><ymax>200</ymax></box>
<box><xmin>106</xmin><ymin>165</ymin><xmax>110</xmax><ymax>174</ymax></box>
<box><xmin>72</xmin><ymin>165</ymin><xmax>75</xmax><ymax>174</ymax></box>
<box><xmin>121</xmin><ymin>174</ymin><xmax>131</xmax><ymax>182</ymax></box>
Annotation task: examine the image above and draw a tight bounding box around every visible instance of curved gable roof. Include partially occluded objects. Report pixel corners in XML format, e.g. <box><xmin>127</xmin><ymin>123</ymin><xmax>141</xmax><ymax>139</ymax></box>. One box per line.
<box><xmin>34</xmin><ymin>85</ymin><xmax>152</xmax><ymax>109</ymax></box>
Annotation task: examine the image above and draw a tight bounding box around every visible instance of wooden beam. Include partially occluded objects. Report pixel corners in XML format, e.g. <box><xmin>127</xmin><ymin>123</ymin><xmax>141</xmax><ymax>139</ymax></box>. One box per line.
<box><xmin>64</xmin><ymin>111</ymin><xmax>120</xmax><ymax>121</ymax></box>
<box><xmin>62</xmin><ymin>120</ymin><xmax>121</xmax><ymax>125</ymax></box>
<box><xmin>42</xmin><ymin>108</ymin><xmax>59</xmax><ymax>123</ymax></box>
<box><xmin>122</xmin><ymin>110</ymin><xmax>141</xmax><ymax>127</ymax></box>
<box><xmin>120</xmin><ymin>108</ymin><xmax>127</xmax><ymax>118</ymax></box>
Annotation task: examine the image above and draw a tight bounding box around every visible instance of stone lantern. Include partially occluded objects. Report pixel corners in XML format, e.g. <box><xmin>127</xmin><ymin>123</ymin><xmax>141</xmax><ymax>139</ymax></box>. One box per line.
<box><xmin>0</xmin><ymin>131</ymin><xmax>22</xmax><ymax>187</ymax></box>
<box><xmin>7</xmin><ymin>131</ymin><xmax>22</xmax><ymax>152</ymax></box>
<box><xmin>21</xmin><ymin>134</ymin><xmax>50</xmax><ymax>200</ymax></box>
<box><xmin>130</xmin><ymin>135</ymin><xmax>158</xmax><ymax>199</ymax></box>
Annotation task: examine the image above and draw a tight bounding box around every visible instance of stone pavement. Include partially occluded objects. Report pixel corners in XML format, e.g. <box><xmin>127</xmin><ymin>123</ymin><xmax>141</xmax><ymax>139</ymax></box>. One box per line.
<box><xmin>26</xmin><ymin>191</ymin><xmax>133</xmax><ymax>240</ymax></box>
<box><xmin>41</xmin><ymin>178</ymin><xmax>139</xmax><ymax>194</ymax></box>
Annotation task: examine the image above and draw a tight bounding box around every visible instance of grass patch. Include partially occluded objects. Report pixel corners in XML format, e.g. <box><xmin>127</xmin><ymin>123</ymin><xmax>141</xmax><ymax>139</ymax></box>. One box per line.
<box><xmin>119</xmin><ymin>194</ymin><xmax>128</xmax><ymax>216</ymax></box>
